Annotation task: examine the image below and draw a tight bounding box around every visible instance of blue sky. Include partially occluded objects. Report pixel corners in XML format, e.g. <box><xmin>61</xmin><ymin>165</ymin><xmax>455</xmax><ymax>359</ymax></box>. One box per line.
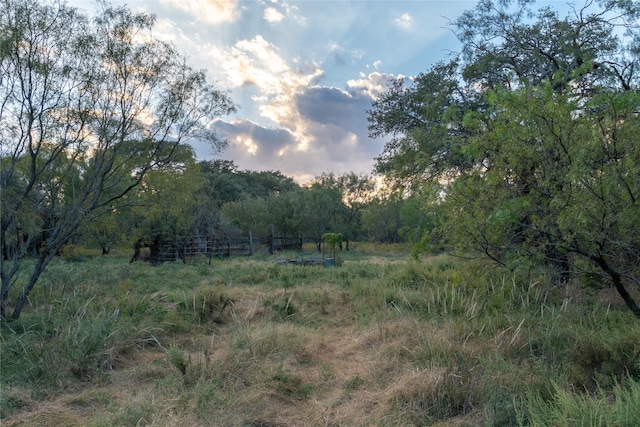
<box><xmin>70</xmin><ymin>0</ymin><xmax>480</xmax><ymax>182</ymax></box>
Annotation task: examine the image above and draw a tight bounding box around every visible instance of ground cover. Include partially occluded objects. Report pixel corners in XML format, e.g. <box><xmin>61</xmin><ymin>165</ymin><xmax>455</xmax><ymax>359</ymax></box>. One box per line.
<box><xmin>1</xmin><ymin>243</ymin><xmax>639</xmax><ymax>426</ymax></box>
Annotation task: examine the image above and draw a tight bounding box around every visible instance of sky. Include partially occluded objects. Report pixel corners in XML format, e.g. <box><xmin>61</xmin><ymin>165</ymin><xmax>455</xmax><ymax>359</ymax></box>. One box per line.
<box><xmin>69</xmin><ymin>0</ymin><xmax>481</xmax><ymax>183</ymax></box>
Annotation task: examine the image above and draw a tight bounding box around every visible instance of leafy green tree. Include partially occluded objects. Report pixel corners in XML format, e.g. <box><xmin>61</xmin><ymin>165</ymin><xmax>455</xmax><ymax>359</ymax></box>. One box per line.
<box><xmin>213</xmin><ymin>163</ymin><xmax>301</xmax><ymax>242</ymax></box>
<box><xmin>267</xmin><ymin>189</ymin><xmax>306</xmax><ymax>238</ymax></box>
<box><xmin>0</xmin><ymin>0</ymin><xmax>234</xmax><ymax>318</ymax></box>
<box><xmin>199</xmin><ymin>160</ymin><xmax>298</xmax><ymax>209</ymax></box>
<box><xmin>199</xmin><ymin>160</ymin><xmax>248</xmax><ymax>209</ymax></box>
<box><xmin>313</xmin><ymin>172</ymin><xmax>376</xmax><ymax>249</ymax></box>
<box><xmin>361</xmin><ymin>192</ymin><xmax>404</xmax><ymax>244</ymax></box>
<box><xmin>220</xmin><ymin>197</ymin><xmax>271</xmax><ymax>239</ymax></box>
<box><xmin>127</xmin><ymin>144</ymin><xmax>205</xmax><ymax>260</ymax></box>
<box><xmin>399</xmin><ymin>183</ymin><xmax>444</xmax><ymax>246</ymax></box>
<box><xmin>297</xmin><ymin>181</ymin><xmax>344</xmax><ymax>251</ymax></box>
<box><xmin>368</xmin><ymin>60</ymin><xmax>477</xmax><ymax>190</ymax></box>
<box><xmin>368</xmin><ymin>0</ymin><xmax>640</xmax><ymax>317</ymax></box>
<box><xmin>83</xmin><ymin>210</ymin><xmax>126</xmax><ymax>255</ymax></box>
<box><xmin>242</xmin><ymin>170</ymin><xmax>299</xmax><ymax>199</ymax></box>
<box><xmin>450</xmin><ymin>84</ymin><xmax>640</xmax><ymax>316</ymax></box>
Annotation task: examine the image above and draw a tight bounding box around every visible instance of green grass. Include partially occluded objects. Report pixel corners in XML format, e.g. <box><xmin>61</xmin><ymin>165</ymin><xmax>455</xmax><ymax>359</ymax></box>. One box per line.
<box><xmin>1</xmin><ymin>246</ymin><xmax>639</xmax><ymax>425</ymax></box>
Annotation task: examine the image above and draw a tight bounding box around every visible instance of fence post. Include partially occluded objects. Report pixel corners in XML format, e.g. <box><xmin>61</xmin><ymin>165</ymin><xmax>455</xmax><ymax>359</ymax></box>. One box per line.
<box><xmin>249</xmin><ymin>231</ymin><xmax>253</xmax><ymax>256</ymax></box>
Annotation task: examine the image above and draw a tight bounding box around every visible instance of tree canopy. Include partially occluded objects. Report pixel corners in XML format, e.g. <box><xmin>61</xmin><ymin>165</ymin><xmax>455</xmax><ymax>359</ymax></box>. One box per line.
<box><xmin>368</xmin><ymin>0</ymin><xmax>640</xmax><ymax>317</ymax></box>
<box><xmin>0</xmin><ymin>0</ymin><xmax>235</xmax><ymax>318</ymax></box>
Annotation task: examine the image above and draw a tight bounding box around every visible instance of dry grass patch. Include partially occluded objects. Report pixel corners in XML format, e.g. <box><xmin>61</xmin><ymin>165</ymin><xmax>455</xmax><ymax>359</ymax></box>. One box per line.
<box><xmin>1</xmin><ymin>402</ymin><xmax>92</xmax><ymax>427</ymax></box>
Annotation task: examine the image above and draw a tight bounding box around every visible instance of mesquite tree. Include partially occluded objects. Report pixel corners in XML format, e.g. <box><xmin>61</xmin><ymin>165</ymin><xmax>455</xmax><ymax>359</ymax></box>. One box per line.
<box><xmin>0</xmin><ymin>0</ymin><xmax>235</xmax><ymax>319</ymax></box>
<box><xmin>368</xmin><ymin>0</ymin><xmax>640</xmax><ymax>317</ymax></box>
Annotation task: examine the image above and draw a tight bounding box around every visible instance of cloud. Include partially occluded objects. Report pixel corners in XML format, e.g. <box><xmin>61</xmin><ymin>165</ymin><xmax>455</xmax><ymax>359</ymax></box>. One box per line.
<box><xmin>216</xmin><ymin>36</ymin><xmax>321</xmax><ymax>96</ymax></box>
<box><xmin>210</xmin><ymin>35</ymin><xmax>324</xmax><ymax>155</ymax></box>
<box><xmin>264</xmin><ymin>7</ymin><xmax>284</xmax><ymax>23</ymax></box>
<box><xmin>394</xmin><ymin>12</ymin><xmax>413</xmax><ymax>29</ymax></box>
<box><xmin>296</xmin><ymin>87</ymin><xmax>364</xmax><ymax>130</ymax></box>
<box><xmin>260</xmin><ymin>0</ymin><xmax>305</xmax><ymax>25</ymax></box>
<box><xmin>347</xmin><ymin>72</ymin><xmax>397</xmax><ymax>99</ymax></box>
<box><xmin>161</xmin><ymin>0</ymin><xmax>239</xmax><ymax>24</ymax></box>
<box><xmin>213</xmin><ymin>117</ymin><xmax>381</xmax><ymax>183</ymax></box>
<box><xmin>207</xmin><ymin>72</ymin><xmax>395</xmax><ymax>182</ymax></box>
<box><xmin>145</xmin><ymin>6</ymin><xmax>400</xmax><ymax>182</ymax></box>
<box><xmin>209</xmin><ymin>118</ymin><xmax>317</xmax><ymax>179</ymax></box>
<box><xmin>65</xmin><ymin>0</ymin><xmax>474</xmax><ymax>184</ymax></box>
<box><xmin>213</xmin><ymin>118</ymin><xmax>295</xmax><ymax>156</ymax></box>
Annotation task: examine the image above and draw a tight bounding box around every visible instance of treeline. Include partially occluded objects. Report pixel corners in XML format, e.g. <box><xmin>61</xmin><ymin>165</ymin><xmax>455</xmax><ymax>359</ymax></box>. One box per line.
<box><xmin>84</xmin><ymin>156</ymin><xmax>426</xmax><ymax>257</ymax></box>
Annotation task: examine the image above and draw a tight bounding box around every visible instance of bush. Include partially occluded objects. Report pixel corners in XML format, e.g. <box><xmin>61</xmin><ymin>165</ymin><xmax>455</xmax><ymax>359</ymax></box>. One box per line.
<box><xmin>176</xmin><ymin>289</ymin><xmax>234</xmax><ymax>325</ymax></box>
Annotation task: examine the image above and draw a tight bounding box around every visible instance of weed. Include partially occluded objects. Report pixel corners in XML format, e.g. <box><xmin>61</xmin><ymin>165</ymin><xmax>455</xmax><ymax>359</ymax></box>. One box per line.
<box><xmin>344</xmin><ymin>375</ymin><xmax>365</xmax><ymax>393</ymax></box>
<box><xmin>168</xmin><ymin>345</ymin><xmax>187</xmax><ymax>376</ymax></box>
<box><xmin>270</xmin><ymin>363</ymin><xmax>314</xmax><ymax>399</ymax></box>
<box><xmin>177</xmin><ymin>289</ymin><xmax>234</xmax><ymax>325</ymax></box>
<box><xmin>269</xmin><ymin>291</ymin><xmax>297</xmax><ymax>320</ymax></box>
<box><xmin>98</xmin><ymin>401</ymin><xmax>155</xmax><ymax>427</ymax></box>
<box><xmin>568</xmin><ymin>327</ymin><xmax>640</xmax><ymax>390</ymax></box>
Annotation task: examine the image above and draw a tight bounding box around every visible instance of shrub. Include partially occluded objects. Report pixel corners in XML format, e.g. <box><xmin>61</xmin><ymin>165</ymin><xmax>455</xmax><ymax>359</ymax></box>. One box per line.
<box><xmin>176</xmin><ymin>289</ymin><xmax>234</xmax><ymax>325</ymax></box>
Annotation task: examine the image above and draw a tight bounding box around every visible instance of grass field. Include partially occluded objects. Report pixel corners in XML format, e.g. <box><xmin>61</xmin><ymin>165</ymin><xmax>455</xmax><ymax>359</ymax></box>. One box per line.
<box><xmin>1</xmin><ymin>243</ymin><xmax>639</xmax><ymax>426</ymax></box>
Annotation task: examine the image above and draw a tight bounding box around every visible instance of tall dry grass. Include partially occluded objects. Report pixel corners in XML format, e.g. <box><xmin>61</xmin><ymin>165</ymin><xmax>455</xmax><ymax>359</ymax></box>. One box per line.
<box><xmin>1</xmin><ymin>247</ymin><xmax>639</xmax><ymax>426</ymax></box>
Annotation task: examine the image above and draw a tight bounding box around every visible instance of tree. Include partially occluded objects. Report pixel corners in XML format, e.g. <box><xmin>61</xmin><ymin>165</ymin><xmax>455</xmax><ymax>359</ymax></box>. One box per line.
<box><xmin>361</xmin><ymin>192</ymin><xmax>404</xmax><ymax>244</ymax></box>
<box><xmin>0</xmin><ymin>0</ymin><xmax>235</xmax><ymax>319</ymax></box>
<box><xmin>450</xmin><ymin>84</ymin><xmax>640</xmax><ymax>316</ymax></box>
<box><xmin>127</xmin><ymin>144</ymin><xmax>205</xmax><ymax>262</ymax></box>
<box><xmin>399</xmin><ymin>183</ymin><xmax>444</xmax><ymax>246</ymax></box>
<box><xmin>296</xmin><ymin>181</ymin><xmax>344</xmax><ymax>251</ymax></box>
<box><xmin>306</xmin><ymin>172</ymin><xmax>376</xmax><ymax>249</ymax></box>
<box><xmin>368</xmin><ymin>60</ymin><xmax>478</xmax><ymax>190</ymax></box>
<box><xmin>83</xmin><ymin>209</ymin><xmax>126</xmax><ymax>255</ymax></box>
<box><xmin>368</xmin><ymin>0</ymin><xmax>640</xmax><ymax>317</ymax></box>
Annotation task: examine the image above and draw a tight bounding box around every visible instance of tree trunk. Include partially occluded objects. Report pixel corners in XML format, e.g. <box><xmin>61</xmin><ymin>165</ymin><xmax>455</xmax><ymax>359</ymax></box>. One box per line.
<box><xmin>12</xmin><ymin>253</ymin><xmax>55</xmax><ymax>319</ymax></box>
<box><xmin>1</xmin><ymin>259</ymin><xmax>21</xmax><ymax>319</ymax></box>
<box><xmin>130</xmin><ymin>240</ymin><xmax>143</xmax><ymax>263</ymax></box>
<box><xmin>611</xmin><ymin>275</ymin><xmax>640</xmax><ymax>319</ymax></box>
<box><xmin>593</xmin><ymin>255</ymin><xmax>640</xmax><ymax>319</ymax></box>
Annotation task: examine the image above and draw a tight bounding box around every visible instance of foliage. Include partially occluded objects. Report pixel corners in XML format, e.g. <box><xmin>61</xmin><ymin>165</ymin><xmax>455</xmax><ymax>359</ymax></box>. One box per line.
<box><xmin>218</xmin><ymin>171</ymin><xmax>379</xmax><ymax>248</ymax></box>
<box><xmin>367</xmin><ymin>0</ymin><xmax>640</xmax><ymax>316</ymax></box>
<box><xmin>361</xmin><ymin>191</ymin><xmax>404</xmax><ymax>243</ymax></box>
<box><xmin>126</xmin><ymin>148</ymin><xmax>207</xmax><ymax>253</ymax></box>
<box><xmin>0</xmin><ymin>0</ymin><xmax>235</xmax><ymax>318</ymax></box>
<box><xmin>322</xmin><ymin>232</ymin><xmax>343</xmax><ymax>260</ymax></box>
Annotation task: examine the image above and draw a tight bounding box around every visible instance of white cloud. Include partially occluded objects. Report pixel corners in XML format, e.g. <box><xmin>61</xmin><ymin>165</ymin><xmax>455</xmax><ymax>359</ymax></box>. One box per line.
<box><xmin>394</xmin><ymin>12</ymin><xmax>413</xmax><ymax>29</ymax></box>
<box><xmin>347</xmin><ymin>72</ymin><xmax>396</xmax><ymax>99</ymax></box>
<box><xmin>213</xmin><ymin>35</ymin><xmax>323</xmax><ymax>149</ymax></box>
<box><xmin>264</xmin><ymin>7</ymin><xmax>285</xmax><ymax>23</ymax></box>
<box><xmin>161</xmin><ymin>0</ymin><xmax>239</xmax><ymax>24</ymax></box>
<box><xmin>326</xmin><ymin>41</ymin><xmax>365</xmax><ymax>66</ymax></box>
